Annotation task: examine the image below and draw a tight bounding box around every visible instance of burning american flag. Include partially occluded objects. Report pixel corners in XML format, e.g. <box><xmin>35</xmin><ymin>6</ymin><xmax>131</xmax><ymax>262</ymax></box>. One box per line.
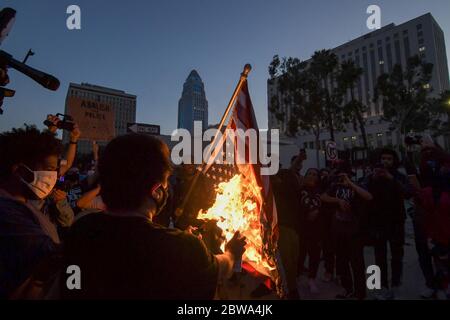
<box><xmin>198</xmin><ymin>81</ymin><xmax>282</xmax><ymax>294</ymax></box>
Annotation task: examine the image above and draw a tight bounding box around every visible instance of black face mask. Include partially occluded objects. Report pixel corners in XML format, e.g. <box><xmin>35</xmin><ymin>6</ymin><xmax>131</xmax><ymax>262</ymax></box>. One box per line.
<box><xmin>154</xmin><ymin>186</ymin><xmax>169</xmax><ymax>216</ymax></box>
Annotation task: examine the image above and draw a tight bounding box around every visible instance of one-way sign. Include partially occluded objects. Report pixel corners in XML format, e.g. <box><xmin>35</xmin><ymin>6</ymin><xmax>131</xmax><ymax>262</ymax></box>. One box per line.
<box><xmin>127</xmin><ymin>123</ymin><xmax>161</xmax><ymax>136</ymax></box>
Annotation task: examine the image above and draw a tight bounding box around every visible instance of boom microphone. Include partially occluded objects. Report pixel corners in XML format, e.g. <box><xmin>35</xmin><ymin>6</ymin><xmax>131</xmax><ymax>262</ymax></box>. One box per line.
<box><xmin>0</xmin><ymin>50</ymin><xmax>60</xmax><ymax>91</ymax></box>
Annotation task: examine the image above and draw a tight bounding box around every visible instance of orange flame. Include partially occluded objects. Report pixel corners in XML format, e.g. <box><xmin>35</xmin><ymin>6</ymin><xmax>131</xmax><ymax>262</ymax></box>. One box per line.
<box><xmin>198</xmin><ymin>174</ymin><xmax>275</xmax><ymax>276</ymax></box>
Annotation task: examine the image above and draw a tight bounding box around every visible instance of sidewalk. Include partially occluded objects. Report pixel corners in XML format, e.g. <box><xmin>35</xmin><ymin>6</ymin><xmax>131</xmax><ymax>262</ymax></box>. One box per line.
<box><xmin>297</xmin><ymin>216</ymin><xmax>427</xmax><ymax>300</ymax></box>
<box><xmin>222</xmin><ymin>216</ymin><xmax>429</xmax><ymax>300</ymax></box>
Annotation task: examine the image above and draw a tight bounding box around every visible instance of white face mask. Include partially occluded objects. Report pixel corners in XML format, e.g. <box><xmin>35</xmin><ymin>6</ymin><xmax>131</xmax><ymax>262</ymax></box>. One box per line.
<box><xmin>20</xmin><ymin>165</ymin><xmax>58</xmax><ymax>199</ymax></box>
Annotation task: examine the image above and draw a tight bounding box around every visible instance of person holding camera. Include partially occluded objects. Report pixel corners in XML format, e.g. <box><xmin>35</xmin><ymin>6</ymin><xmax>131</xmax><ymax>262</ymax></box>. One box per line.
<box><xmin>297</xmin><ymin>168</ymin><xmax>323</xmax><ymax>294</ymax></box>
<box><xmin>24</xmin><ymin>115</ymin><xmax>81</xmax><ymax>232</ymax></box>
<box><xmin>0</xmin><ymin>125</ymin><xmax>62</xmax><ymax>298</ymax></box>
<box><xmin>44</xmin><ymin>114</ymin><xmax>81</xmax><ymax>177</ymax></box>
<box><xmin>365</xmin><ymin>148</ymin><xmax>413</xmax><ymax>300</ymax></box>
<box><xmin>321</xmin><ymin>169</ymin><xmax>373</xmax><ymax>300</ymax></box>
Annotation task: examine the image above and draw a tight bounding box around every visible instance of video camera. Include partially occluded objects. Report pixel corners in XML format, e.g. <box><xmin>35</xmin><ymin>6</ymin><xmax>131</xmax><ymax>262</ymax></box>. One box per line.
<box><xmin>44</xmin><ymin>114</ymin><xmax>76</xmax><ymax>132</ymax></box>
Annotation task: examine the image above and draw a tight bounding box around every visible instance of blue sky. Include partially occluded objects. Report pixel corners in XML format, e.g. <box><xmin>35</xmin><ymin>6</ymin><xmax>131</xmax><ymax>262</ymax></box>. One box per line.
<box><xmin>1</xmin><ymin>0</ymin><xmax>449</xmax><ymax>135</ymax></box>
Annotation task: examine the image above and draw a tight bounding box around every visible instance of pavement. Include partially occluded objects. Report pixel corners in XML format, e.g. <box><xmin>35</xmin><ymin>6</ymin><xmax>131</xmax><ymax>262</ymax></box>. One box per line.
<box><xmin>297</xmin><ymin>215</ymin><xmax>426</xmax><ymax>300</ymax></box>
<box><xmin>221</xmin><ymin>216</ymin><xmax>434</xmax><ymax>300</ymax></box>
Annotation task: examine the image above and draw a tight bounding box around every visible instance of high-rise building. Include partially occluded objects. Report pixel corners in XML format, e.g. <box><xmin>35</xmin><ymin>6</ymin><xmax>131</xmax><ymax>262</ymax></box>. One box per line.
<box><xmin>268</xmin><ymin>13</ymin><xmax>450</xmax><ymax>151</ymax></box>
<box><xmin>63</xmin><ymin>83</ymin><xmax>137</xmax><ymax>154</ymax></box>
<box><xmin>178</xmin><ymin>70</ymin><xmax>209</xmax><ymax>133</ymax></box>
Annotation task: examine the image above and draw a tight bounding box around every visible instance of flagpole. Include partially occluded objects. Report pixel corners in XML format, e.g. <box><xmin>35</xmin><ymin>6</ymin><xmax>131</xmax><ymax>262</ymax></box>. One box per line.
<box><xmin>175</xmin><ymin>64</ymin><xmax>252</xmax><ymax>219</ymax></box>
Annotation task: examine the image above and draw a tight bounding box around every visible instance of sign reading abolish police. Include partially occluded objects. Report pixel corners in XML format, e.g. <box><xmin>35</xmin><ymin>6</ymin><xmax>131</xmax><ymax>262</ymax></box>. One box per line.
<box><xmin>67</xmin><ymin>97</ymin><xmax>115</xmax><ymax>141</ymax></box>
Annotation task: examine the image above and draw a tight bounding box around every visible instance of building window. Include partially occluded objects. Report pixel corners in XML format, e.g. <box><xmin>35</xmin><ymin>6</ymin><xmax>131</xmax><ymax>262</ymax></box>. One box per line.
<box><xmin>376</xmin><ymin>133</ymin><xmax>383</xmax><ymax>147</ymax></box>
<box><xmin>419</xmin><ymin>46</ymin><xmax>426</xmax><ymax>52</ymax></box>
<box><xmin>404</xmin><ymin>37</ymin><xmax>411</xmax><ymax>61</ymax></box>
<box><xmin>417</xmin><ymin>24</ymin><xmax>422</xmax><ymax>30</ymax></box>
<box><xmin>386</xmin><ymin>131</ymin><xmax>393</xmax><ymax>146</ymax></box>
<box><xmin>395</xmin><ymin>40</ymin><xmax>402</xmax><ymax>68</ymax></box>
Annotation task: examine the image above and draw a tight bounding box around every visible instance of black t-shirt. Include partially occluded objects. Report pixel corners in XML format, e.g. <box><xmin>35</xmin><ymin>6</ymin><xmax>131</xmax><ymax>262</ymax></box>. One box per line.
<box><xmin>299</xmin><ymin>188</ymin><xmax>322</xmax><ymax>222</ymax></box>
<box><xmin>327</xmin><ymin>183</ymin><xmax>366</xmax><ymax>234</ymax></box>
<box><xmin>271</xmin><ymin>169</ymin><xmax>302</xmax><ymax>233</ymax></box>
<box><xmin>61</xmin><ymin>213</ymin><xmax>218</xmax><ymax>300</ymax></box>
<box><xmin>366</xmin><ymin>174</ymin><xmax>406</xmax><ymax>227</ymax></box>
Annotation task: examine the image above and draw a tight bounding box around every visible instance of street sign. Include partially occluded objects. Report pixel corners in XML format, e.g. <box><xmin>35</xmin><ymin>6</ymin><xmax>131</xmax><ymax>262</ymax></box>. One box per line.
<box><xmin>326</xmin><ymin>140</ymin><xmax>338</xmax><ymax>161</ymax></box>
<box><xmin>127</xmin><ymin>123</ymin><xmax>161</xmax><ymax>136</ymax></box>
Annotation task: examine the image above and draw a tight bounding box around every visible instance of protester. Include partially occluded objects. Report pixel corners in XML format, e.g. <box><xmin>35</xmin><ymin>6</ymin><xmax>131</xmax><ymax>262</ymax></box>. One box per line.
<box><xmin>45</xmin><ymin>115</ymin><xmax>81</xmax><ymax>177</ymax></box>
<box><xmin>319</xmin><ymin>168</ymin><xmax>336</xmax><ymax>282</ymax></box>
<box><xmin>60</xmin><ymin>134</ymin><xmax>246</xmax><ymax>299</ymax></box>
<box><xmin>414</xmin><ymin>145</ymin><xmax>450</xmax><ymax>299</ymax></box>
<box><xmin>298</xmin><ymin>168</ymin><xmax>322</xmax><ymax>294</ymax></box>
<box><xmin>172</xmin><ymin>163</ymin><xmax>216</xmax><ymax>230</ymax></box>
<box><xmin>0</xmin><ymin>126</ymin><xmax>62</xmax><ymax>298</ymax></box>
<box><xmin>322</xmin><ymin>168</ymin><xmax>373</xmax><ymax>300</ymax></box>
<box><xmin>75</xmin><ymin>185</ymin><xmax>105</xmax><ymax>215</ymax></box>
<box><xmin>271</xmin><ymin>152</ymin><xmax>305</xmax><ymax>299</ymax></box>
<box><xmin>366</xmin><ymin>148</ymin><xmax>412</xmax><ymax>300</ymax></box>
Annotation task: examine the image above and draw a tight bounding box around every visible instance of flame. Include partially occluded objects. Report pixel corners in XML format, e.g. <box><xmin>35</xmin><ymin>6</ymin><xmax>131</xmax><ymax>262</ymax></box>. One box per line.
<box><xmin>198</xmin><ymin>174</ymin><xmax>275</xmax><ymax>275</ymax></box>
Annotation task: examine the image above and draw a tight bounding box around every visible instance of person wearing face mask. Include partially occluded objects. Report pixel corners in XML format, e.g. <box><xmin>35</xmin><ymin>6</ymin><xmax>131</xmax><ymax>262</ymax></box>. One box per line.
<box><xmin>60</xmin><ymin>134</ymin><xmax>246</xmax><ymax>299</ymax></box>
<box><xmin>0</xmin><ymin>125</ymin><xmax>62</xmax><ymax>299</ymax></box>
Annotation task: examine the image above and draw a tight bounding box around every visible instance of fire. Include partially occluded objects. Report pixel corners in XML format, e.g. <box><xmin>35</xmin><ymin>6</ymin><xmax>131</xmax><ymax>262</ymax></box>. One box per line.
<box><xmin>198</xmin><ymin>174</ymin><xmax>275</xmax><ymax>276</ymax></box>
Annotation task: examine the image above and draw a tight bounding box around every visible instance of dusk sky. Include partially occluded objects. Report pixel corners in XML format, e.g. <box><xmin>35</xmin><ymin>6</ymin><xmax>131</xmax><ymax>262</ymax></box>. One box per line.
<box><xmin>1</xmin><ymin>0</ymin><xmax>449</xmax><ymax>135</ymax></box>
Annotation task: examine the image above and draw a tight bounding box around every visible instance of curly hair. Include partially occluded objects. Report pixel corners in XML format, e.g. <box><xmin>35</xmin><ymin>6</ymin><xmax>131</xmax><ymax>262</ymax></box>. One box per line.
<box><xmin>98</xmin><ymin>134</ymin><xmax>172</xmax><ymax>212</ymax></box>
<box><xmin>0</xmin><ymin>125</ymin><xmax>63</xmax><ymax>180</ymax></box>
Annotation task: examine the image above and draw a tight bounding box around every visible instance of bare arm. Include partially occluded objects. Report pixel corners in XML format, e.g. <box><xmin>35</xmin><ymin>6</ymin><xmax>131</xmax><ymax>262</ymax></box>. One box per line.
<box><xmin>76</xmin><ymin>186</ymin><xmax>101</xmax><ymax>210</ymax></box>
<box><xmin>59</xmin><ymin>124</ymin><xmax>81</xmax><ymax>176</ymax></box>
<box><xmin>343</xmin><ymin>175</ymin><xmax>373</xmax><ymax>201</ymax></box>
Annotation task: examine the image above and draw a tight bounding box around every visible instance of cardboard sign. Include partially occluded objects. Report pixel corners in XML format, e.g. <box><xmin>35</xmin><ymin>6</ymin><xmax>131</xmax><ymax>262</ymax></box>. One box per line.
<box><xmin>66</xmin><ymin>97</ymin><xmax>115</xmax><ymax>141</ymax></box>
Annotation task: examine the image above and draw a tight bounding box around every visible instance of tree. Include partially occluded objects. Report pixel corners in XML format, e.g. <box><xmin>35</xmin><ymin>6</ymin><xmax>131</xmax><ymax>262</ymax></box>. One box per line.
<box><xmin>269</xmin><ymin>55</ymin><xmax>328</xmax><ymax>167</ymax></box>
<box><xmin>429</xmin><ymin>90</ymin><xmax>450</xmax><ymax>139</ymax></box>
<box><xmin>374</xmin><ymin>55</ymin><xmax>434</xmax><ymax>153</ymax></box>
<box><xmin>337</xmin><ymin>60</ymin><xmax>369</xmax><ymax>149</ymax></box>
<box><xmin>310</xmin><ymin>50</ymin><xmax>344</xmax><ymax>141</ymax></box>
